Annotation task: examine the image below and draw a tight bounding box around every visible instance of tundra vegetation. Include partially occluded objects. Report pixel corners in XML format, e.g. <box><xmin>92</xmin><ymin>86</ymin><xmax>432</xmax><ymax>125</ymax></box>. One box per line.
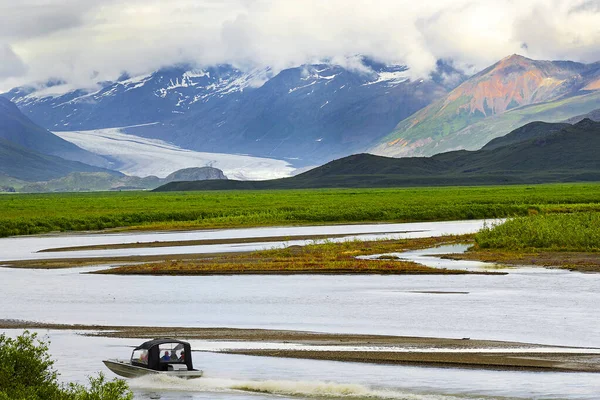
<box><xmin>0</xmin><ymin>183</ymin><xmax>599</xmax><ymax>237</ymax></box>
<box><xmin>475</xmin><ymin>212</ymin><xmax>600</xmax><ymax>252</ymax></box>
<box><xmin>0</xmin><ymin>331</ymin><xmax>132</xmax><ymax>400</ymax></box>
<box><xmin>442</xmin><ymin>212</ymin><xmax>600</xmax><ymax>272</ymax></box>
<box><xmin>96</xmin><ymin>236</ymin><xmax>500</xmax><ymax>275</ymax></box>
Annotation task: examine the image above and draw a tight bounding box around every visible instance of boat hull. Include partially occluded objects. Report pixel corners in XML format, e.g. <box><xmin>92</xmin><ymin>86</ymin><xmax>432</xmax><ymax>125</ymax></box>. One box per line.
<box><xmin>103</xmin><ymin>359</ymin><xmax>203</xmax><ymax>379</ymax></box>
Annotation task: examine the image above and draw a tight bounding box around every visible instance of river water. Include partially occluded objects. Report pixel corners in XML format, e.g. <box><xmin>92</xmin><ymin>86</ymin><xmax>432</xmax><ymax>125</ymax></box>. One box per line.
<box><xmin>1</xmin><ymin>220</ymin><xmax>599</xmax><ymax>399</ymax></box>
<box><xmin>0</xmin><ymin>220</ymin><xmax>498</xmax><ymax>261</ymax></box>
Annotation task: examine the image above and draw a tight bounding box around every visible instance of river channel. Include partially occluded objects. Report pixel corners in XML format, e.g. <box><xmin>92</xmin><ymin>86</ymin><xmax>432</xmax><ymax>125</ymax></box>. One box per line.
<box><xmin>1</xmin><ymin>220</ymin><xmax>599</xmax><ymax>399</ymax></box>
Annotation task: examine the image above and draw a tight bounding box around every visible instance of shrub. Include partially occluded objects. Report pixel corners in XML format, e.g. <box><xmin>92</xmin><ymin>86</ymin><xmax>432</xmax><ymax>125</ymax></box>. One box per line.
<box><xmin>66</xmin><ymin>374</ymin><xmax>132</xmax><ymax>400</ymax></box>
<box><xmin>0</xmin><ymin>331</ymin><xmax>132</xmax><ymax>400</ymax></box>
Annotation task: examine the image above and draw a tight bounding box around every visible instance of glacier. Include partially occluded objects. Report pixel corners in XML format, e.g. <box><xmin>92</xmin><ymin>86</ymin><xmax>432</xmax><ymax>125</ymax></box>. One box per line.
<box><xmin>54</xmin><ymin>126</ymin><xmax>296</xmax><ymax>180</ymax></box>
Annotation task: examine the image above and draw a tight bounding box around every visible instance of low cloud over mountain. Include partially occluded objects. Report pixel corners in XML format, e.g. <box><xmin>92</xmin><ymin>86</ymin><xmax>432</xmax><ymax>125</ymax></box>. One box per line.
<box><xmin>2</xmin><ymin>0</ymin><xmax>600</xmax><ymax>91</ymax></box>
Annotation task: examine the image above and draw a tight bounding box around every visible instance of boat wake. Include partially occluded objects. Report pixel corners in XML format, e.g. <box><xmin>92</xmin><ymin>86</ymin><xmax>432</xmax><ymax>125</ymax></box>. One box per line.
<box><xmin>128</xmin><ymin>375</ymin><xmax>497</xmax><ymax>399</ymax></box>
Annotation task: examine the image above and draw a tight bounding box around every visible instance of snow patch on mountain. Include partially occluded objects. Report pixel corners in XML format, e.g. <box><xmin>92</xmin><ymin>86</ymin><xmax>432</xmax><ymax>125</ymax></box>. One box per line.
<box><xmin>54</xmin><ymin>127</ymin><xmax>296</xmax><ymax>180</ymax></box>
<box><xmin>363</xmin><ymin>70</ymin><xmax>410</xmax><ymax>86</ymax></box>
<box><xmin>122</xmin><ymin>74</ymin><xmax>153</xmax><ymax>91</ymax></box>
<box><xmin>289</xmin><ymin>81</ymin><xmax>318</xmax><ymax>93</ymax></box>
<box><xmin>7</xmin><ymin>60</ymin><xmax>407</xmax><ymax>111</ymax></box>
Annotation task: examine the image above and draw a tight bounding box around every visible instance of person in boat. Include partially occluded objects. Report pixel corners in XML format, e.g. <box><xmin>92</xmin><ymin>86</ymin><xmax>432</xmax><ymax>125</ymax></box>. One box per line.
<box><xmin>178</xmin><ymin>350</ymin><xmax>185</xmax><ymax>362</ymax></box>
<box><xmin>170</xmin><ymin>351</ymin><xmax>178</xmax><ymax>361</ymax></box>
<box><xmin>161</xmin><ymin>351</ymin><xmax>171</xmax><ymax>362</ymax></box>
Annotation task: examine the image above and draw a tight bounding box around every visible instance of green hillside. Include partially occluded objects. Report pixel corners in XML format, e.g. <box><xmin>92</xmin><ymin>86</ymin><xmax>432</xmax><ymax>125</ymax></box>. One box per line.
<box><xmin>429</xmin><ymin>90</ymin><xmax>600</xmax><ymax>154</ymax></box>
<box><xmin>155</xmin><ymin>119</ymin><xmax>600</xmax><ymax>192</ymax></box>
<box><xmin>481</xmin><ymin>121</ymin><xmax>571</xmax><ymax>150</ymax></box>
<box><xmin>0</xmin><ymin>97</ymin><xmax>109</xmax><ymax>167</ymax></box>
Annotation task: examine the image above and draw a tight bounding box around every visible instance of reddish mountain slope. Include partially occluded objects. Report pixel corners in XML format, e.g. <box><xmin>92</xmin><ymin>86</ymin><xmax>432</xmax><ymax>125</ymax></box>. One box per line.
<box><xmin>372</xmin><ymin>55</ymin><xmax>600</xmax><ymax>157</ymax></box>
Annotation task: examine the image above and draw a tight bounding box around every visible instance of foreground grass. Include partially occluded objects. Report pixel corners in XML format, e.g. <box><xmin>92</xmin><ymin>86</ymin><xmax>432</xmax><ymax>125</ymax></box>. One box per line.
<box><xmin>95</xmin><ymin>235</ymin><xmax>497</xmax><ymax>275</ymax></box>
<box><xmin>1</xmin><ymin>183</ymin><xmax>600</xmax><ymax>237</ymax></box>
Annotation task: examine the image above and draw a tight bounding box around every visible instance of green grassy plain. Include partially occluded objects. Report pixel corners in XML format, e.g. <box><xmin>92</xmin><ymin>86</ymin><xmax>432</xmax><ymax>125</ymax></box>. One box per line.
<box><xmin>1</xmin><ymin>183</ymin><xmax>599</xmax><ymax>238</ymax></box>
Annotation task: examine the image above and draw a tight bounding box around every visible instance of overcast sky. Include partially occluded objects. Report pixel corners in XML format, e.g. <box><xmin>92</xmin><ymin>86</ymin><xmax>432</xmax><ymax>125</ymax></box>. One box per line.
<box><xmin>1</xmin><ymin>0</ymin><xmax>599</xmax><ymax>91</ymax></box>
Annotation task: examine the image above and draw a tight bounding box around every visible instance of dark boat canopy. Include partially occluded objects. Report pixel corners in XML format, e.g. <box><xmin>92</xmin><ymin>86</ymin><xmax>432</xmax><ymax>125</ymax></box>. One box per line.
<box><xmin>134</xmin><ymin>339</ymin><xmax>191</xmax><ymax>351</ymax></box>
<box><xmin>131</xmin><ymin>338</ymin><xmax>194</xmax><ymax>371</ymax></box>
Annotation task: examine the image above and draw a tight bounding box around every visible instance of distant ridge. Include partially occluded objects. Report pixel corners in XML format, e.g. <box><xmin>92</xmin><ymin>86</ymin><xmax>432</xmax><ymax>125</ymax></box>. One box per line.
<box><xmin>155</xmin><ymin>119</ymin><xmax>600</xmax><ymax>191</ymax></box>
<box><xmin>0</xmin><ymin>139</ymin><xmax>119</xmax><ymax>182</ymax></box>
<box><xmin>16</xmin><ymin>166</ymin><xmax>227</xmax><ymax>192</ymax></box>
<box><xmin>564</xmin><ymin>108</ymin><xmax>600</xmax><ymax>124</ymax></box>
<box><xmin>371</xmin><ymin>54</ymin><xmax>600</xmax><ymax>158</ymax></box>
<box><xmin>3</xmin><ymin>59</ymin><xmax>464</xmax><ymax>165</ymax></box>
<box><xmin>481</xmin><ymin>121</ymin><xmax>571</xmax><ymax>150</ymax></box>
<box><xmin>0</xmin><ymin>97</ymin><xmax>110</xmax><ymax>168</ymax></box>
<box><xmin>0</xmin><ymin>98</ymin><xmax>119</xmax><ymax>182</ymax></box>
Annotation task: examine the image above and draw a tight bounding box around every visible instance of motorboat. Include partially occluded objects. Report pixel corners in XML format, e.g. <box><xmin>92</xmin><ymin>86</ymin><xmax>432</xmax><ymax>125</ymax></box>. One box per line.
<box><xmin>103</xmin><ymin>338</ymin><xmax>203</xmax><ymax>379</ymax></box>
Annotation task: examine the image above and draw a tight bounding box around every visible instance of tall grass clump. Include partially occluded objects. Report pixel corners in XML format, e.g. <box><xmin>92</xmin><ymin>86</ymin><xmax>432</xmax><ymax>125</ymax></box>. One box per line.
<box><xmin>475</xmin><ymin>212</ymin><xmax>600</xmax><ymax>251</ymax></box>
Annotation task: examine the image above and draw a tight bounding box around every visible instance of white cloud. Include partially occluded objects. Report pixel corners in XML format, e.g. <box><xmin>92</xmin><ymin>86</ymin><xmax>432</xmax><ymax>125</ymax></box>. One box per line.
<box><xmin>514</xmin><ymin>1</ymin><xmax>600</xmax><ymax>62</ymax></box>
<box><xmin>0</xmin><ymin>44</ymin><xmax>27</xmax><ymax>79</ymax></box>
<box><xmin>1</xmin><ymin>0</ymin><xmax>599</xmax><ymax>91</ymax></box>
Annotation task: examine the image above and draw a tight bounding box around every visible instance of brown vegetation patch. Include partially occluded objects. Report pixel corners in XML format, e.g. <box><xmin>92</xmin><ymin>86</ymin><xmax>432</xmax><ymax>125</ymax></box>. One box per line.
<box><xmin>91</xmin><ymin>235</ymin><xmax>502</xmax><ymax>275</ymax></box>
<box><xmin>0</xmin><ymin>253</ymin><xmax>236</xmax><ymax>269</ymax></box>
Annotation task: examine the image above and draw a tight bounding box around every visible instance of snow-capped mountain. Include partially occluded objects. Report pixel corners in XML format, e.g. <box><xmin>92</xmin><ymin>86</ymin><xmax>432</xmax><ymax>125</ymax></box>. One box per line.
<box><xmin>4</xmin><ymin>58</ymin><xmax>462</xmax><ymax>165</ymax></box>
<box><xmin>4</xmin><ymin>65</ymin><xmax>269</xmax><ymax>130</ymax></box>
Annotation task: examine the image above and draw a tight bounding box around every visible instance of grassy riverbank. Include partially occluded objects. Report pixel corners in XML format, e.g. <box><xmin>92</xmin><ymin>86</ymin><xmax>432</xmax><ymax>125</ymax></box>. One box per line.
<box><xmin>475</xmin><ymin>212</ymin><xmax>600</xmax><ymax>251</ymax></box>
<box><xmin>1</xmin><ymin>183</ymin><xmax>600</xmax><ymax>237</ymax></box>
<box><xmin>446</xmin><ymin>212</ymin><xmax>600</xmax><ymax>272</ymax></box>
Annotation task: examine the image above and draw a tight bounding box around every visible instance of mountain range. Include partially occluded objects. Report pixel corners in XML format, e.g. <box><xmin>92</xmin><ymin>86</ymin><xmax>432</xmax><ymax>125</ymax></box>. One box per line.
<box><xmin>0</xmin><ymin>97</ymin><xmax>110</xmax><ymax>168</ymax></box>
<box><xmin>0</xmin><ymin>97</ymin><xmax>119</xmax><ymax>181</ymax></box>
<box><xmin>371</xmin><ymin>55</ymin><xmax>600</xmax><ymax>157</ymax></box>
<box><xmin>3</xmin><ymin>58</ymin><xmax>464</xmax><ymax>165</ymax></box>
<box><xmin>2</xmin><ymin>53</ymin><xmax>600</xmax><ymax>193</ymax></box>
<box><xmin>0</xmin><ymin>138</ymin><xmax>118</xmax><ymax>182</ymax></box>
<box><xmin>156</xmin><ymin>118</ymin><xmax>600</xmax><ymax>191</ymax></box>
<box><xmin>0</xmin><ymin>98</ymin><xmax>229</xmax><ymax>191</ymax></box>
<box><xmin>6</xmin><ymin>54</ymin><xmax>600</xmax><ymax>167</ymax></box>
